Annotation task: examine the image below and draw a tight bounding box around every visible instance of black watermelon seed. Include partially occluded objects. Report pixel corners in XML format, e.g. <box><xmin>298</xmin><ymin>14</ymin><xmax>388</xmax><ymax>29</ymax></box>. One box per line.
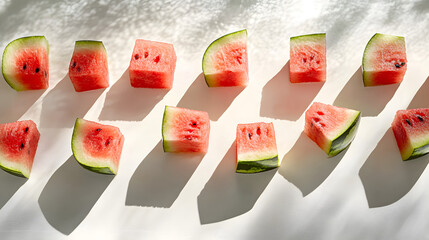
<box><xmin>192</xmin><ymin>123</ymin><xmax>197</xmax><ymax>126</ymax></box>
<box><xmin>135</xmin><ymin>54</ymin><xmax>139</xmax><ymax>60</ymax></box>
<box><xmin>401</xmin><ymin>62</ymin><xmax>405</xmax><ymax>66</ymax></box>
<box><xmin>248</xmin><ymin>133</ymin><xmax>252</xmax><ymax>139</ymax></box>
<box><xmin>20</xmin><ymin>143</ymin><xmax>24</xmax><ymax>149</ymax></box>
<box><xmin>418</xmin><ymin>115</ymin><xmax>424</xmax><ymax>122</ymax></box>
<box><xmin>395</xmin><ymin>63</ymin><xmax>400</xmax><ymax>68</ymax></box>
<box><xmin>106</xmin><ymin>139</ymin><xmax>110</xmax><ymax>146</ymax></box>
<box><xmin>35</xmin><ymin>68</ymin><xmax>40</xmax><ymax>73</ymax></box>
<box><xmin>44</xmin><ymin>71</ymin><xmax>47</xmax><ymax>78</ymax></box>
<box><xmin>24</xmin><ymin>127</ymin><xmax>29</xmax><ymax>133</ymax></box>
<box><xmin>71</xmin><ymin>62</ymin><xmax>76</xmax><ymax>68</ymax></box>
<box><xmin>406</xmin><ymin>119</ymin><xmax>411</xmax><ymax>125</ymax></box>
<box><xmin>23</xmin><ymin>64</ymin><xmax>27</xmax><ymax>70</ymax></box>
<box><xmin>96</xmin><ymin>128</ymin><xmax>101</xmax><ymax>131</ymax></box>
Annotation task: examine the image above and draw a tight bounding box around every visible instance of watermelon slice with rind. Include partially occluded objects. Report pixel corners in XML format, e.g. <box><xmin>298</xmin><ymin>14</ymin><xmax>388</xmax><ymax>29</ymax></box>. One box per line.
<box><xmin>2</xmin><ymin>36</ymin><xmax>49</xmax><ymax>91</ymax></box>
<box><xmin>290</xmin><ymin>33</ymin><xmax>326</xmax><ymax>83</ymax></box>
<box><xmin>304</xmin><ymin>102</ymin><xmax>361</xmax><ymax>157</ymax></box>
<box><xmin>202</xmin><ymin>30</ymin><xmax>248</xmax><ymax>87</ymax></box>
<box><xmin>392</xmin><ymin>109</ymin><xmax>429</xmax><ymax>160</ymax></box>
<box><xmin>0</xmin><ymin>120</ymin><xmax>40</xmax><ymax>178</ymax></box>
<box><xmin>362</xmin><ymin>33</ymin><xmax>407</xmax><ymax>86</ymax></box>
<box><xmin>69</xmin><ymin>40</ymin><xmax>109</xmax><ymax>92</ymax></box>
<box><xmin>236</xmin><ymin>122</ymin><xmax>279</xmax><ymax>173</ymax></box>
<box><xmin>162</xmin><ymin>106</ymin><xmax>210</xmax><ymax>153</ymax></box>
<box><xmin>72</xmin><ymin>118</ymin><xmax>124</xmax><ymax>174</ymax></box>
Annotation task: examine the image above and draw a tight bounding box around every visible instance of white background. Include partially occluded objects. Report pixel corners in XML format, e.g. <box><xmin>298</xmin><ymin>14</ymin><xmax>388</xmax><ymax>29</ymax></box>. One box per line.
<box><xmin>0</xmin><ymin>0</ymin><xmax>429</xmax><ymax>239</ymax></box>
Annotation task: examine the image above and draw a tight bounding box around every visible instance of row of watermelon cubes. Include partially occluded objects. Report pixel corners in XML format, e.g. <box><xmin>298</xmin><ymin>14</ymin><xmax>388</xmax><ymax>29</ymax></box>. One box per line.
<box><xmin>0</xmin><ymin>29</ymin><xmax>413</xmax><ymax>177</ymax></box>
<box><xmin>2</xmin><ymin>29</ymin><xmax>407</xmax><ymax>91</ymax></box>
<box><xmin>0</xmin><ymin>102</ymin><xmax>425</xmax><ymax>178</ymax></box>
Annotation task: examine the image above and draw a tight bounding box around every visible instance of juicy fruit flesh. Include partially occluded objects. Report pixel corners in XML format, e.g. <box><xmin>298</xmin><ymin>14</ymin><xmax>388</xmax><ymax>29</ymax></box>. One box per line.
<box><xmin>129</xmin><ymin>39</ymin><xmax>176</xmax><ymax>89</ymax></box>
<box><xmin>162</xmin><ymin>106</ymin><xmax>210</xmax><ymax>153</ymax></box>
<box><xmin>14</xmin><ymin>48</ymin><xmax>49</xmax><ymax>89</ymax></box>
<box><xmin>392</xmin><ymin>109</ymin><xmax>429</xmax><ymax>160</ymax></box>
<box><xmin>203</xmin><ymin>30</ymin><xmax>248</xmax><ymax>87</ymax></box>
<box><xmin>305</xmin><ymin>102</ymin><xmax>360</xmax><ymax>156</ymax></box>
<box><xmin>290</xmin><ymin>34</ymin><xmax>326</xmax><ymax>83</ymax></box>
<box><xmin>363</xmin><ymin>34</ymin><xmax>407</xmax><ymax>86</ymax></box>
<box><xmin>0</xmin><ymin>120</ymin><xmax>40</xmax><ymax>178</ymax></box>
<box><xmin>2</xmin><ymin>36</ymin><xmax>49</xmax><ymax>91</ymax></box>
<box><xmin>236</xmin><ymin>122</ymin><xmax>279</xmax><ymax>173</ymax></box>
<box><xmin>69</xmin><ymin>42</ymin><xmax>109</xmax><ymax>92</ymax></box>
<box><xmin>72</xmin><ymin>118</ymin><xmax>124</xmax><ymax>174</ymax></box>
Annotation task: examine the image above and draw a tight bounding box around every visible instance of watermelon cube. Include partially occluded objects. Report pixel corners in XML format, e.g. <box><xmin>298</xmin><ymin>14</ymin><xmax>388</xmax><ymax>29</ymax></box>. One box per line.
<box><xmin>162</xmin><ymin>106</ymin><xmax>210</xmax><ymax>153</ymax></box>
<box><xmin>236</xmin><ymin>122</ymin><xmax>279</xmax><ymax>173</ymax></box>
<box><xmin>0</xmin><ymin>120</ymin><xmax>40</xmax><ymax>178</ymax></box>
<box><xmin>392</xmin><ymin>109</ymin><xmax>429</xmax><ymax>160</ymax></box>
<box><xmin>304</xmin><ymin>102</ymin><xmax>360</xmax><ymax>157</ymax></box>
<box><xmin>68</xmin><ymin>40</ymin><xmax>109</xmax><ymax>92</ymax></box>
<box><xmin>2</xmin><ymin>36</ymin><xmax>49</xmax><ymax>91</ymax></box>
<box><xmin>289</xmin><ymin>33</ymin><xmax>326</xmax><ymax>83</ymax></box>
<box><xmin>129</xmin><ymin>39</ymin><xmax>177</xmax><ymax>89</ymax></box>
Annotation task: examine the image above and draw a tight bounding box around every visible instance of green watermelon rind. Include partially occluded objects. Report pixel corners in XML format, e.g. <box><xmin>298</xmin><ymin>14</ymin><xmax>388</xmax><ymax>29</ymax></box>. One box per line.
<box><xmin>406</xmin><ymin>144</ymin><xmax>429</xmax><ymax>160</ymax></box>
<box><xmin>162</xmin><ymin>105</ymin><xmax>173</xmax><ymax>152</ymax></box>
<box><xmin>2</xmin><ymin>36</ymin><xmax>49</xmax><ymax>91</ymax></box>
<box><xmin>290</xmin><ymin>33</ymin><xmax>326</xmax><ymax>44</ymax></box>
<box><xmin>0</xmin><ymin>163</ymin><xmax>28</xmax><ymax>178</ymax></box>
<box><xmin>202</xmin><ymin>29</ymin><xmax>247</xmax><ymax>87</ymax></box>
<box><xmin>362</xmin><ymin>33</ymin><xmax>406</xmax><ymax>86</ymax></box>
<box><xmin>327</xmin><ymin>111</ymin><xmax>361</xmax><ymax>157</ymax></box>
<box><xmin>71</xmin><ymin>118</ymin><xmax>118</xmax><ymax>175</ymax></box>
<box><xmin>74</xmin><ymin>40</ymin><xmax>107</xmax><ymax>52</ymax></box>
<box><xmin>236</xmin><ymin>155</ymin><xmax>279</xmax><ymax>173</ymax></box>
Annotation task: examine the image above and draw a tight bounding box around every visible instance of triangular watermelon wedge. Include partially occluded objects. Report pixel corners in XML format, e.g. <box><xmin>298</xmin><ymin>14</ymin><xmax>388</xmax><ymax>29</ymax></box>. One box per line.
<box><xmin>304</xmin><ymin>102</ymin><xmax>361</xmax><ymax>157</ymax></box>
<box><xmin>0</xmin><ymin>120</ymin><xmax>40</xmax><ymax>178</ymax></box>
<box><xmin>392</xmin><ymin>109</ymin><xmax>429</xmax><ymax>160</ymax></box>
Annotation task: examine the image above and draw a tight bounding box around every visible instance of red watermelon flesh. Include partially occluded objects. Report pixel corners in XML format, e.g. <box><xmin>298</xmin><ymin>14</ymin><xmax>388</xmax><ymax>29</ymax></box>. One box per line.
<box><xmin>69</xmin><ymin>41</ymin><xmax>109</xmax><ymax>92</ymax></box>
<box><xmin>0</xmin><ymin>120</ymin><xmax>40</xmax><ymax>178</ymax></box>
<box><xmin>2</xmin><ymin>36</ymin><xmax>49</xmax><ymax>91</ymax></box>
<box><xmin>236</xmin><ymin>122</ymin><xmax>278</xmax><ymax>173</ymax></box>
<box><xmin>304</xmin><ymin>102</ymin><xmax>360</xmax><ymax>157</ymax></box>
<box><xmin>392</xmin><ymin>109</ymin><xmax>429</xmax><ymax>160</ymax></box>
<box><xmin>162</xmin><ymin>106</ymin><xmax>210</xmax><ymax>153</ymax></box>
<box><xmin>290</xmin><ymin>33</ymin><xmax>326</xmax><ymax>83</ymax></box>
<box><xmin>363</xmin><ymin>33</ymin><xmax>407</xmax><ymax>86</ymax></box>
<box><xmin>72</xmin><ymin>118</ymin><xmax>124</xmax><ymax>174</ymax></box>
<box><xmin>129</xmin><ymin>39</ymin><xmax>176</xmax><ymax>89</ymax></box>
<box><xmin>202</xmin><ymin>30</ymin><xmax>248</xmax><ymax>87</ymax></box>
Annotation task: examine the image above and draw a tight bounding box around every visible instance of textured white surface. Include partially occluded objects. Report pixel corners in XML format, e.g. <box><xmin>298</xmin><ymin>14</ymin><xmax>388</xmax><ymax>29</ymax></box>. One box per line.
<box><xmin>0</xmin><ymin>0</ymin><xmax>429</xmax><ymax>239</ymax></box>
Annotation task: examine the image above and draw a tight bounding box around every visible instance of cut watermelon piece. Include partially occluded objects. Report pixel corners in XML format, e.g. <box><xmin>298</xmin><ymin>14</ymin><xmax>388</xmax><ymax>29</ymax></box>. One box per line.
<box><xmin>162</xmin><ymin>106</ymin><xmax>210</xmax><ymax>153</ymax></box>
<box><xmin>362</xmin><ymin>33</ymin><xmax>407</xmax><ymax>86</ymax></box>
<box><xmin>68</xmin><ymin>40</ymin><xmax>109</xmax><ymax>92</ymax></box>
<box><xmin>202</xmin><ymin>30</ymin><xmax>248</xmax><ymax>87</ymax></box>
<box><xmin>72</xmin><ymin>118</ymin><xmax>124</xmax><ymax>174</ymax></box>
<box><xmin>304</xmin><ymin>102</ymin><xmax>361</xmax><ymax>157</ymax></box>
<box><xmin>129</xmin><ymin>39</ymin><xmax>177</xmax><ymax>89</ymax></box>
<box><xmin>290</xmin><ymin>33</ymin><xmax>326</xmax><ymax>83</ymax></box>
<box><xmin>236</xmin><ymin>122</ymin><xmax>278</xmax><ymax>173</ymax></box>
<box><xmin>0</xmin><ymin>120</ymin><xmax>40</xmax><ymax>178</ymax></box>
<box><xmin>2</xmin><ymin>36</ymin><xmax>49</xmax><ymax>91</ymax></box>
<box><xmin>392</xmin><ymin>109</ymin><xmax>429</xmax><ymax>160</ymax></box>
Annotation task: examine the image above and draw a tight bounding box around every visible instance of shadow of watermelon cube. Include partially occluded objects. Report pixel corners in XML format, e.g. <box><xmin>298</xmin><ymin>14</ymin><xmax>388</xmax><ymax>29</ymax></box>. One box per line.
<box><xmin>197</xmin><ymin>142</ymin><xmax>276</xmax><ymax>224</ymax></box>
<box><xmin>38</xmin><ymin>155</ymin><xmax>113</xmax><ymax>235</ymax></box>
<box><xmin>126</xmin><ymin>141</ymin><xmax>203</xmax><ymax>208</ymax></box>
